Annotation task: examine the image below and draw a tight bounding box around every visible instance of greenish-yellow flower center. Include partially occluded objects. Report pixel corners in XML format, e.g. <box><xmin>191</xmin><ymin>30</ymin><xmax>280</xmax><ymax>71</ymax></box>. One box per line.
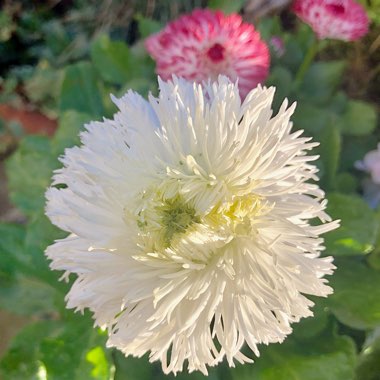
<box><xmin>158</xmin><ymin>197</ymin><xmax>200</xmax><ymax>246</ymax></box>
<box><xmin>136</xmin><ymin>194</ymin><xmax>200</xmax><ymax>249</ymax></box>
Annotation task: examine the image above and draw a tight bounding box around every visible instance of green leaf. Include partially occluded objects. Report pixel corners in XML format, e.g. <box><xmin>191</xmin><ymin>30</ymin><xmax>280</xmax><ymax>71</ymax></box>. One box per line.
<box><xmin>60</xmin><ymin>61</ymin><xmax>104</xmax><ymax>117</ymax></box>
<box><xmin>340</xmin><ymin>135</ymin><xmax>376</xmax><ymax>172</ymax></box>
<box><xmin>293</xmin><ymin>103</ymin><xmax>331</xmax><ymax>135</ymax></box>
<box><xmin>0</xmin><ymin>220</ymin><xmax>64</xmax><ymax>316</ymax></box>
<box><xmin>355</xmin><ymin>328</ymin><xmax>380</xmax><ymax>380</ymax></box>
<box><xmin>113</xmin><ymin>352</ymin><xmax>220</xmax><ymax>380</ymax></box>
<box><xmin>232</xmin><ymin>330</ymin><xmax>356</xmax><ymax>380</ymax></box>
<box><xmin>86</xmin><ymin>346</ymin><xmax>111</xmax><ymax>380</ymax></box>
<box><xmin>266</xmin><ymin>66</ymin><xmax>293</xmax><ymax>112</ymax></box>
<box><xmin>340</xmin><ymin>100</ymin><xmax>377</xmax><ymax>136</ymax></box>
<box><xmin>51</xmin><ymin>110</ymin><xmax>91</xmax><ymax>154</ymax></box>
<box><xmin>0</xmin><ymin>321</ymin><xmax>57</xmax><ymax>380</ymax></box>
<box><xmin>327</xmin><ymin>257</ymin><xmax>380</xmax><ymax>329</ymax></box>
<box><xmin>257</xmin><ymin>17</ymin><xmax>282</xmax><ymax>42</ymax></box>
<box><xmin>113</xmin><ymin>352</ymin><xmax>154</xmax><ymax>380</ymax></box>
<box><xmin>0</xmin><ymin>274</ymin><xmax>60</xmax><ymax>316</ymax></box>
<box><xmin>136</xmin><ymin>15</ymin><xmax>163</xmax><ymax>38</ymax></box>
<box><xmin>5</xmin><ymin>111</ymin><xmax>92</xmax><ymax>218</ymax></box>
<box><xmin>41</xmin><ymin>317</ymin><xmax>107</xmax><ymax>380</ymax></box>
<box><xmin>318</xmin><ymin>123</ymin><xmax>341</xmax><ymax>190</ymax></box>
<box><xmin>0</xmin><ymin>223</ymin><xmax>26</xmax><ymax>277</ymax></box>
<box><xmin>208</xmin><ymin>0</ymin><xmax>246</xmax><ymax>13</ymax></box>
<box><xmin>325</xmin><ymin>194</ymin><xmax>379</xmax><ymax>257</ymax></box>
<box><xmin>336</xmin><ymin>173</ymin><xmax>359</xmax><ymax>195</ymax></box>
<box><xmin>291</xmin><ymin>297</ymin><xmax>329</xmax><ymax>341</ymax></box>
<box><xmin>1</xmin><ymin>314</ymin><xmax>110</xmax><ymax>380</ymax></box>
<box><xmin>25</xmin><ymin>212</ymin><xmax>67</xmax><ymax>285</ymax></box>
<box><xmin>6</xmin><ymin>135</ymin><xmax>58</xmax><ymax>216</ymax></box>
<box><xmin>91</xmin><ymin>34</ymin><xmax>133</xmax><ymax>85</ymax></box>
<box><xmin>367</xmin><ymin>208</ymin><xmax>380</xmax><ymax>270</ymax></box>
<box><xmin>300</xmin><ymin>61</ymin><xmax>345</xmax><ymax>104</ymax></box>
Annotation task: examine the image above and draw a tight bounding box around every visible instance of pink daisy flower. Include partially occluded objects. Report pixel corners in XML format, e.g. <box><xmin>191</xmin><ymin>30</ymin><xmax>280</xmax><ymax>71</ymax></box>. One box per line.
<box><xmin>292</xmin><ymin>0</ymin><xmax>369</xmax><ymax>41</ymax></box>
<box><xmin>145</xmin><ymin>9</ymin><xmax>270</xmax><ymax>98</ymax></box>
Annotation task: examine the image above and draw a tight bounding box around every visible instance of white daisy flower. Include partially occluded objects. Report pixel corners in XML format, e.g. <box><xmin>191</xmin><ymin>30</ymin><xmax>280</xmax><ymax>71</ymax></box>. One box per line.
<box><xmin>46</xmin><ymin>76</ymin><xmax>338</xmax><ymax>375</ymax></box>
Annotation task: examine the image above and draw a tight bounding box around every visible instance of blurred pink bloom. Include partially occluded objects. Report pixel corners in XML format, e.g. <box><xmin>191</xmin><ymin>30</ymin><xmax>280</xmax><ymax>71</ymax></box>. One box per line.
<box><xmin>145</xmin><ymin>9</ymin><xmax>270</xmax><ymax>98</ymax></box>
<box><xmin>270</xmin><ymin>36</ymin><xmax>285</xmax><ymax>57</ymax></box>
<box><xmin>356</xmin><ymin>144</ymin><xmax>380</xmax><ymax>184</ymax></box>
<box><xmin>292</xmin><ymin>0</ymin><xmax>369</xmax><ymax>41</ymax></box>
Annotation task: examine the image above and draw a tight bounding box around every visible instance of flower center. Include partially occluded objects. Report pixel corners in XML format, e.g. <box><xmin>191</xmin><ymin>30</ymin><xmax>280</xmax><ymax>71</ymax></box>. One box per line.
<box><xmin>133</xmin><ymin>184</ymin><xmax>272</xmax><ymax>257</ymax></box>
<box><xmin>159</xmin><ymin>197</ymin><xmax>200</xmax><ymax>246</ymax></box>
<box><xmin>206</xmin><ymin>194</ymin><xmax>268</xmax><ymax>236</ymax></box>
<box><xmin>136</xmin><ymin>194</ymin><xmax>200</xmax><ymax>249</ymax></box>
<box><xmin>207</xmin><ymin>43</ymin><xmax>225</xmax><ymax>63</ymax></box>
<box><xmin>326</xmin><ymin>3</ymin><xmax>345</xmax><ymax>15</ymax></box>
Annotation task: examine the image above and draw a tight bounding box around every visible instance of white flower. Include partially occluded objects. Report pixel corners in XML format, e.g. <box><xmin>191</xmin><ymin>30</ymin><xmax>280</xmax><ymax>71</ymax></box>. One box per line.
<box><xmin>45</xmin><ymin>76</ymin><xmax>338</xmax><ymax>375</ymax></box>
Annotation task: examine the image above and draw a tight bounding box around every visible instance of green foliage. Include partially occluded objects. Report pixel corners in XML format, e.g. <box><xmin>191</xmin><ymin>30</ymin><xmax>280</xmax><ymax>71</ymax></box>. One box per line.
<box><xmin>91</xmin><ymin>35</ymin><xmax>134</xmax><ymax>85</ymax></box>
<box><xmin>355</xmin><ymin>329</ymin><xmax>380</xmax><ymax>380</ymax></box>
<box><xmin>325</xmin><ymin>194</ymin><xmax>379</xmax><ymax>256</ymax></box>
<box><xmin>299</xmin><ymin>61</ymin><xmax>346</xmax><ymax>104</ymax></box>
<box><xmin>233</xmin><ymin>329</ymin><xmax>356</xmax><ymax>380</ymax></box>
<box><xmin>60</xmin><ymin>62</ymin><xmax>105</xmax><ymax>117</ymax></box>
<box><xmin>319</xmin><ymin>124</ymin><xmax>341</xmax><ymax>190</ymax></box>
<box><xmin>208</xmin><ymin>0</ymin><xmax>246</xmax><ymax>13</ymax></box>
<box><xmin>1</xmin><ymin>2</ymin><xmax>380</xmax><ymax>380</ymax></box>
<box><xmin>6</xmin><ymin>136</ymin><xmax>59</xmax><ymax>216</ymax></box>
<box><xmin>327</xmin><ymin>258</ymin><xmax>380</xmax><ymax>329</ymax></box>
<box><xmin>339</xmin><ymin>100</ymin><xmax>377</xmax><ymax>137</ymax></box>
<box><xmin>0</xmin><ymin>314</ymin><xmax>110</xmax><ymax>380</ymax></box>
<box><xmin>136</xmin><ymin>15</ymin><xmax>163</xmax><ymax>38</ymax></box>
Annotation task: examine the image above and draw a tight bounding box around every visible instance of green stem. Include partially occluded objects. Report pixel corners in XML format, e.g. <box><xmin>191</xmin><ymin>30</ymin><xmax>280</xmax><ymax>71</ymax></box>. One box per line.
<box><xmin>294</xmin><ymin>39</ymin><xmax>319</xmax><ymax>88</ymax></box>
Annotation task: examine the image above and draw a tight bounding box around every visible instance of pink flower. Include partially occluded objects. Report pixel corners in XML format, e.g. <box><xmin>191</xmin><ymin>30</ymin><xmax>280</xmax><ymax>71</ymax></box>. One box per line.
<box><xmin>356</xmin><ymin>144</ymin><xmax>380</xmax><ymax>184</ymax></box>
<box><xmin>292</xmin><ymin>0</ymin><xmax>369</xmax><ymax>41</ymax></box>
<box><xmin>145</xmin><ymin>9</ymin><xmax>270</xmax><ymax>98</ymax></box>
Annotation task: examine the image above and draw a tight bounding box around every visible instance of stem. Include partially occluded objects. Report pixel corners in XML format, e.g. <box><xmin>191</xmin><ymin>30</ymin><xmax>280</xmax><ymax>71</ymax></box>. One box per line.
<box><xmin>294</xmin><ymin>39</ymin><xmax>319</xmax><ymax>88</ymax></box>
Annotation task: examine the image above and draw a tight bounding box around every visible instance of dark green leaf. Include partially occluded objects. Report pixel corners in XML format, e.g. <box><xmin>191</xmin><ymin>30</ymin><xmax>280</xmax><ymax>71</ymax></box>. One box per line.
<box><xmin>327</xmin><ymin>257</ymin><xmax>380</xmax><ymax>329</ymax></box>
<box><xmin>0</xmin><ymin>223</ymin><xmax>26</xmax><ymax>277</ymax></box>
<box><xmin>336</xmin><ymin>173</ymin><xmax>359</xmax><ymax>194</ymax></box>
<box><xmin>318</xmin><ymin>123</ymin><xmax>341</xmax><ymax>190</ymax></box>
<box><xmin>293</xmin><ymin>103</ymin><xmax>331</xmax><ymax>135</ymax></box>
<box><xmin>113</xmin><ymin>352</ymin><xmax>154</xmax><ymax>380</ymax></box>
<box><xmin>300</xmin><ymin>61</ymin><xmax>345</xmax><ymax>104</ymax></box>
<box><xmin>291</xmin><ymin>297</ymin><xmax>329</xmax><ymax>340</ymax></box>
<box><xmin>325</xmin><ymin>193</ymin><xmax>379</xmax><ymax>257</ymax></box>
<box><xmin>60</xmin><ymin>61</ymin><xmax>104</xmax><ymax>117</ymax></box>
<box><xmin>266</xmin><ymin>66</ymin><xmax>293</xmax><ymax>112</ymax></box>
<box><xmin>355</xmin><ymin>329</ymin><xmax>380</xmax><ymax>380</ymax></box>
<box><xmin>232</xmin><ymin>330</ymin><xmax>356</xmax><ymax>380</ymax></box>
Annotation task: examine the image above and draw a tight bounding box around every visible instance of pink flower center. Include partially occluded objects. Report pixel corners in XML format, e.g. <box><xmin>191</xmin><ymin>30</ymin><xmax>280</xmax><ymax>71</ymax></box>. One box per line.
<box><xmin>207</xmin><ymin>43</ymin><xmax>225</xmax><ymax>63</ymax></box>
<box><xmin>326</xmin><ymin>3</ymin><xmax>345</xmax><ymax>16</ymax></box>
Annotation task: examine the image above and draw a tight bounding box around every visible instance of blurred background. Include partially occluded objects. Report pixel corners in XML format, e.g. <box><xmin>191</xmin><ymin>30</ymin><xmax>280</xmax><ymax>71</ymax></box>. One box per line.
<box><xmin>0</xmin><ymin>1</ymin><xmax>379</xmax><ymax>379</ymax></box>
